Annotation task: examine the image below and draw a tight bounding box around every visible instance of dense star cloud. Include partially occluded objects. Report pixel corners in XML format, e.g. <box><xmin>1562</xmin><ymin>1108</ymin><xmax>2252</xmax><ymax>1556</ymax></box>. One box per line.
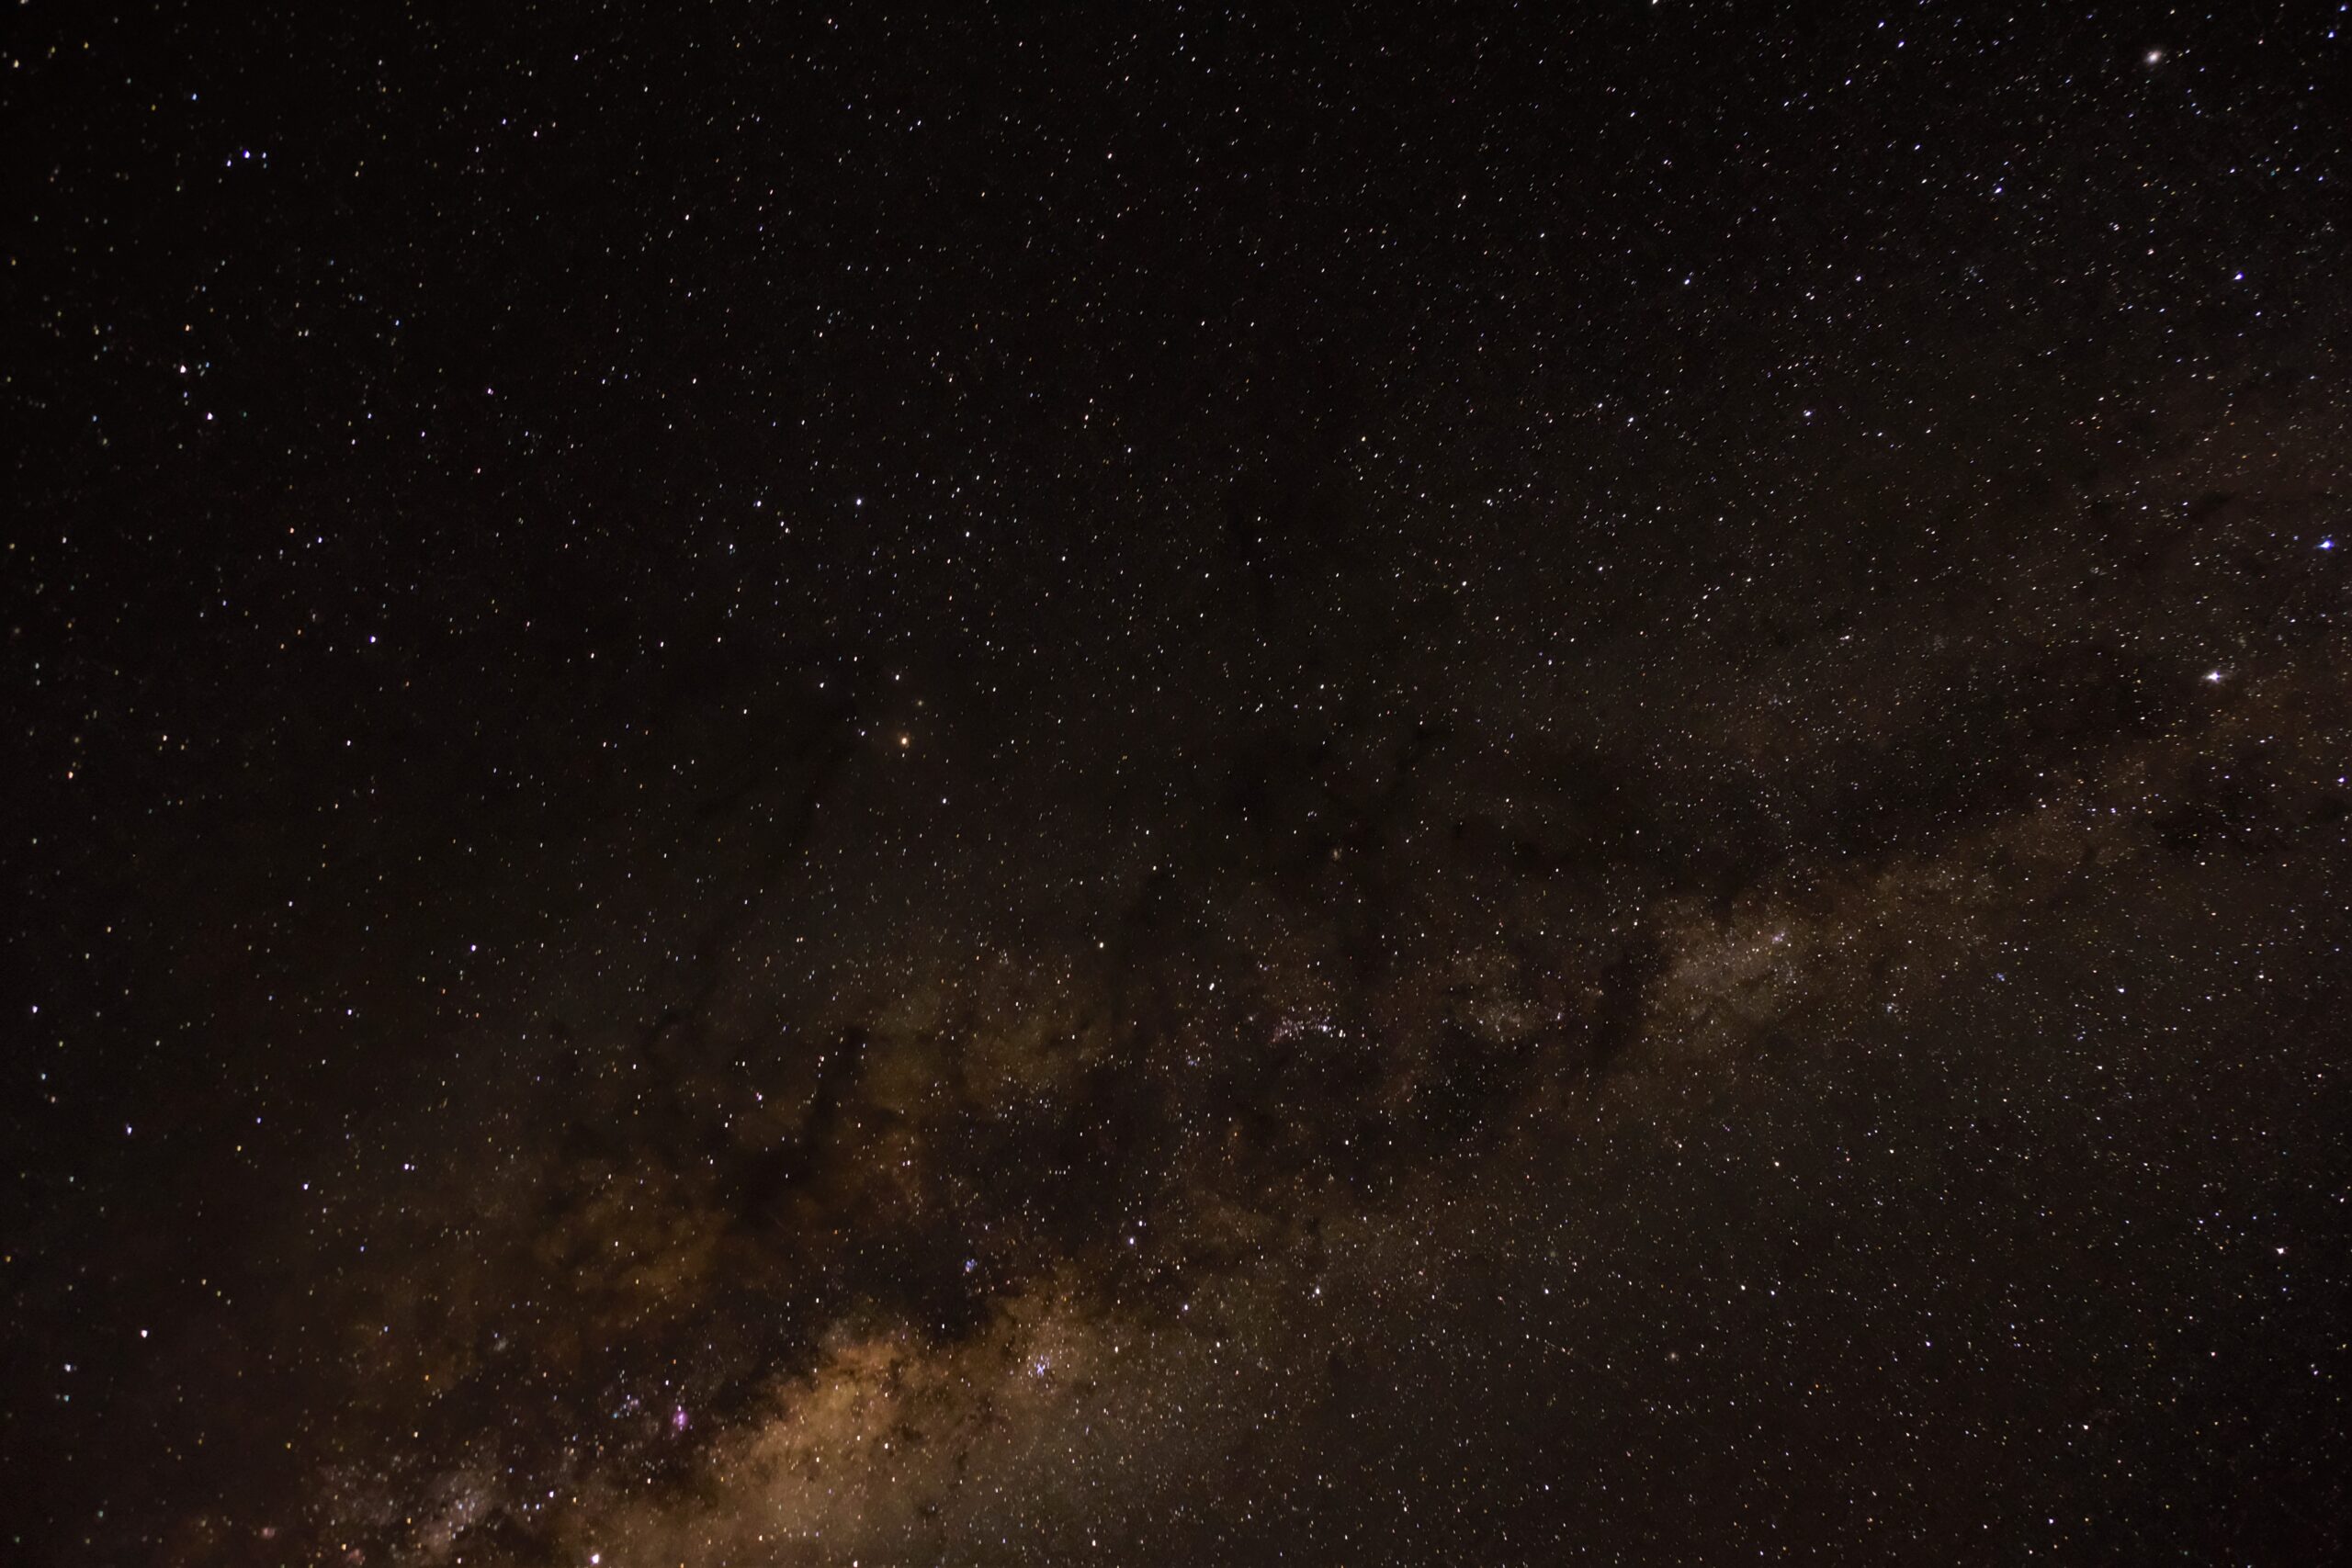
<box><xmin>6</xmin><ymin>5</ymin><xmax>2348</xmax><ymax>1564</ymax></box>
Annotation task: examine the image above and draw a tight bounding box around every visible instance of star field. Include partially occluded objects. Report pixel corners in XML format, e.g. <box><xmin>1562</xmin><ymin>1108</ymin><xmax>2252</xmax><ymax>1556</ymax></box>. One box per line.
<box><xmin>6</xmin><ymin>5</ymin><xmax>2350</xmax><ymax>1564</ymax></box>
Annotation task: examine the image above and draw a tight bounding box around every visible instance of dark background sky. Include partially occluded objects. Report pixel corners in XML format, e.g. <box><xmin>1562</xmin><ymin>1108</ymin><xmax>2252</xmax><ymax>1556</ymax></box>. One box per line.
<box><xmin>7</xmin><ymin>4</ymin><xmax>2349</xmax><ymax>1564</ymax></box>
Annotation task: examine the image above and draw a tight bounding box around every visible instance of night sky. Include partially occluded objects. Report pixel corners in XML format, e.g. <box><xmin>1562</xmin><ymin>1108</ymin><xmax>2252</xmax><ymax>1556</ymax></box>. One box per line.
<box><xmin>8</xmin><ymin>4</ymin><xmax>2351</xmax><ymax>1563</ymax></box>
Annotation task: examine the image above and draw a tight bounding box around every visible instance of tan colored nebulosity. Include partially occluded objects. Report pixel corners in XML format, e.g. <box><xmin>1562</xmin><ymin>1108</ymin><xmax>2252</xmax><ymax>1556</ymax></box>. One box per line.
<box><xmin>528</xmin><ymin>1269</ymin><xmax>1306</xmax><ymax>1568</ymax></box>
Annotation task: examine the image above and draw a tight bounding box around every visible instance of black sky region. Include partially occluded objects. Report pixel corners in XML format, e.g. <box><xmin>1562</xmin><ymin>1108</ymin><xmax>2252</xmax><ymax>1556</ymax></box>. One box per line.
<box><xmin>6</xmin><ymin>4</ymin><xmax>2351</xmax><ymax>1564</ymax></box>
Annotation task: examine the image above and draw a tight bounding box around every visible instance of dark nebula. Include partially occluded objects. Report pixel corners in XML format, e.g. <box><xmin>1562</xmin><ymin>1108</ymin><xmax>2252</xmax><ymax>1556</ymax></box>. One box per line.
<box><xmin>7</xmin><ymin>6</ymin><xmax>2348</xmax><ymax>1564</ymax></box>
